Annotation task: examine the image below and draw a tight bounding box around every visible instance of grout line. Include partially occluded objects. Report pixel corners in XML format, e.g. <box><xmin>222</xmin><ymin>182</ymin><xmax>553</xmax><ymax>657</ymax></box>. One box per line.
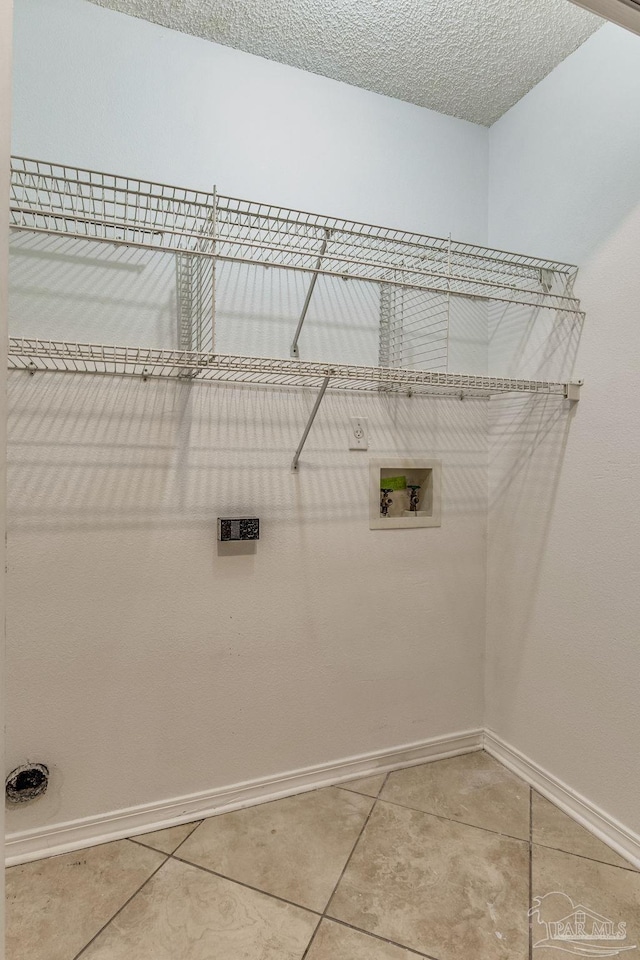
<box><xmin>127</xmin><ymin>837</ymin><xmax>168</xmax><ymax>854</ymax></box>
<box><xmin>164</xmin><ymin>818</ymin><xmax>203</xmax><ymax>856</ymax></box>
<box><xmin>321</xmin><ymin>773</ymin><xmax>442</xmax><ymax>960</ymax></box>
<box><xmin>336</xmin><ymin>786</ymin><xmax>383</xmax><ymax>800</ymax></box>
<box><xmin>323</xmin><ymin>789</ymin><xmax>377</xmax><ymax>916</ymax></box>
<box><xmin>336</xmin><ymin>771</ymin><xmax>389</xmax><ymax>802</ymax></box>
<box><xmin>72</xmin><ymin>855</ymin><xmax>169</xmax><ymax>960</ymax></box>
<box><xmin>373</xmin><ymin>773</ymin><xmax>389</xmax><ymax>798</ymax></box>
<box><xmin>530</xmin><ymin>840</ymin><xmax>639</xmax><ymax>874</ymax></box>
<box><xmin>299</xmin><ymin>916</ymin><xmax>323</xmax><ymax>960</ymax></box>
<box><xmin>170</xmin><ymin>854</ymin><xmax>324</xmax><ymax>917</ymax></box>
<box><xmin>327</xmin><ymin>917</ymin><xmax>441</xmax><ymax>959</ymax></box>
<box><xmin>171</xmin><ymin>849</ymin><xmax>440</xmax><ymax>960</ymax></box>
<box><xmin>529</xmin><ymin>787</ymin><xmax>533</xmax><ymax>960</ymax></box>
<box><xmin>529</xmin><ymin>789</ymin><xmax>640</xmax><ymax>873</ymax></box>
<box><xmin>127</xmin><ymin>817</ymin><xmax>202</xmax><ymax>858</ymax></box>
<box><xmin>375</xmin><ymin>795</ymin><xmax>530</xmax><ymax>845</ymax></box>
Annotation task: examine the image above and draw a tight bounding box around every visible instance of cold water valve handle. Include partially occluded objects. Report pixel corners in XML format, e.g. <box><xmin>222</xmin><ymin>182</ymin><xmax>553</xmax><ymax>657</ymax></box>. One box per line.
<box><xmin>380</xmin><ymin>488</ymin><xmax>393</xmax><ymax>517</ymax></box>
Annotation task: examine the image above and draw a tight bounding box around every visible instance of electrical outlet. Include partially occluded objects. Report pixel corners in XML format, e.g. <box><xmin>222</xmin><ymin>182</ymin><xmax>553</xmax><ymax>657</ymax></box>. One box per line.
<box><xmin>349</xmin><ymin>417</ymin><xmax>368</xmax><ymax>450</ymax></box>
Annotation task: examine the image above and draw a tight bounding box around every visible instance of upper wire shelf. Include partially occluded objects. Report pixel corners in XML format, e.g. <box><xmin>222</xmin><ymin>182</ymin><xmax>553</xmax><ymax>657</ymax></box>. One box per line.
<box><xmin>10</xmin><ymin>156</ymin><xmax>583</xmax><ymax>315</ymax></box>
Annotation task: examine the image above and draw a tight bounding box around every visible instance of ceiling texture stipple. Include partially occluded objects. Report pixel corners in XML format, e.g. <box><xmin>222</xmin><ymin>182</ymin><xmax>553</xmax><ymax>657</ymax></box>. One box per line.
<box><xmin>87</xmin><ymin>0</ymin><xmax>602</xmax><ymax>125</ymax></box>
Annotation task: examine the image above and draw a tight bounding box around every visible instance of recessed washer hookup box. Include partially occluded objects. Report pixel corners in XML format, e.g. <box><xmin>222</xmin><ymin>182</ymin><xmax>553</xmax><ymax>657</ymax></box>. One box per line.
<box><xmin>217</xmin><ymin>518</ymin><xmax>260</xmax><ymax>542</ymax></box>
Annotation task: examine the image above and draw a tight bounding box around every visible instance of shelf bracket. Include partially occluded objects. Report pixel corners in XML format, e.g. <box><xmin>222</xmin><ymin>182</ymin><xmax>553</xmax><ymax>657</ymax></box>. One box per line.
<box><xmin>290</xmin><ymin>229</ymin><xmax>331</xmax><ymax>358</ymax></box>
<box><xmin>565</xmin><ymin>380</ymin><xmax>583</xmax><ymax>402</ymax></box>
<box><xmin>291</xmin><ymin>375</ymin><xmax>331</xmax><ymax>472</ymax></box>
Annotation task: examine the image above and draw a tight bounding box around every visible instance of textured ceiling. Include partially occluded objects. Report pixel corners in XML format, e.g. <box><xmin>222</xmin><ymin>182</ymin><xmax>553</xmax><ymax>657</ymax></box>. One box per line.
<box><xmin>87</xmin><ymin>0</ymin><xmax>602</xmax><ymax>125</ymax></box>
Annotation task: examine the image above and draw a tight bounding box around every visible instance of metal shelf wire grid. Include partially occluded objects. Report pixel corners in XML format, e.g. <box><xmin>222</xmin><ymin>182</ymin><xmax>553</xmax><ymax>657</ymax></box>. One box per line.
<box><xmin>10</xmin><ymin>156</ymin><xmax>583</xmax><ymax>315</ymax></box>
<box><xmin>8</xmin><ymin>339</ymin><xmax>575</xmax><ymax>399</ymax></box>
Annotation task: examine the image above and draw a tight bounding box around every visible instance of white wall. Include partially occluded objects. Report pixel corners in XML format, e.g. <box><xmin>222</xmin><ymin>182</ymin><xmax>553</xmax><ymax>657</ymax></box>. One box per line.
<box><xmin>7</xmin><ymin>0</ymin><xmax>489</xmax><ymax>835</ymax></box>
<box><xmin>487</xmin><ymin>23</ymin><xmax>640</xmax><ymax>834</ymax></box>
<box><xmin>13</xmin><ymin>0</ymin><xmax>488</xmax><ymax>241</ymax></box>
<box><xmin>1</xmin><ymin>0</ymin><xmax>13</xmax><ymax>930</ymax></box>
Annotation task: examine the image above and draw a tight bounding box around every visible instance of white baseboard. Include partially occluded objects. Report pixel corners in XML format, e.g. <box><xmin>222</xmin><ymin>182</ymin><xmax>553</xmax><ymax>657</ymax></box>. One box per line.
<box><xmin>10</xmin><ymin>729</ymin><xmax>639</xmax><ymax>871</ymax></box>
<box><xmin>484</xmin><ymin>730</ymin><xmax>640</xmax><ymax>870</ymax></box>
<box><xmin>6</xmin><ymin>728</ymin><xmax>483</xmax><ymax>866</ymax></box>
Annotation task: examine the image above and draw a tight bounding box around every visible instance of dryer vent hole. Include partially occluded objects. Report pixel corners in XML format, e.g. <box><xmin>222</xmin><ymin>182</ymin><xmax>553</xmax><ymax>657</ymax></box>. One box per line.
<box><xmin>6</xmin><ymin>763</ymin><xmax>49</xmax><ymax>803</ymax></box>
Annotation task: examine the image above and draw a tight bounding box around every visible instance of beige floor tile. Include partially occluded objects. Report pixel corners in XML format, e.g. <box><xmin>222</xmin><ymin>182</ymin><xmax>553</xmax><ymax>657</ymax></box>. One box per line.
<box><xmin>132</xmin><ymin>821</ymin><xmax>201</xmax><ymax>855</ymax></box>
<box><xmin>339</xmin><ymin>774</ymin><xmax>387</xmax><ymax>798</ymax></box>
<box><xmin>380</xmin><ymin>751</ymin><xmax>530</xmax><ymax>840</ymax></box>
<box><xmin>531</xmin><ymin>845</ymin><xmax>640</xmax><ymax>959</ymax></box>
<box><xmin>532</xmin><ymin>792</ymin><xmax>638</xmax><ymax>870</ymax></box>
<box><xmin>328</xmin><ymin>800</ymin><xmax>529</xmax><ymax>960</ymax></box>
<box><xmin>6</xmin><ymin>840</ymin><xmax>165</xmax><ymax>960</ymax></box>
<box><xmin>306</xmin><ymin>919</ymin><xmax>421</xmax><ymax>959</ymax></box>
<box><xmin>178</xmin><ymin>787</ymin><xmax>373</xmax><ymax>912</ymax></box>
<box><xmin>82</xmin><ymin>857</ymin><xmax>318</xmax><ymax>960</ymax></box>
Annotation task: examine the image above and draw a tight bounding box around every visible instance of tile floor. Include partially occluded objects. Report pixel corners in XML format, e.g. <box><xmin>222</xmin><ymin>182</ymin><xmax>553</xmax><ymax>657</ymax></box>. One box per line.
<box><xmin>6</xmin><ymin>751</ymin><xmax>640</xmax><ymax>960</ymax></box>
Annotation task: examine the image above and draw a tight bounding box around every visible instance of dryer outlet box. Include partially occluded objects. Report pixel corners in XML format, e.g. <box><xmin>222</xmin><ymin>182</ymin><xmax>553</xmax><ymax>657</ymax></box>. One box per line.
<box><xmin>218</xmin><ymin>518</ymin><xmax>260</xmax><ymax>541</ymax></box>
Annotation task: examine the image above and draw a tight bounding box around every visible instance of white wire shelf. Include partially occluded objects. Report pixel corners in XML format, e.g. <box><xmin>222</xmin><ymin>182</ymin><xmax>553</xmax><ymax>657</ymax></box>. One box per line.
<box><xmin>8</xmin><ymin>339</ymin><xmax>579</xmax><ymax>400</ymax></box>
<box><xmin>9</xmin><ymin>157</ymin><xmax>584</xmax><ymax>467</ymax></box>
<box><xmin>10</xmin><ymin>156</ymin><xmax>583</xmax><ymax>316</ymax></box>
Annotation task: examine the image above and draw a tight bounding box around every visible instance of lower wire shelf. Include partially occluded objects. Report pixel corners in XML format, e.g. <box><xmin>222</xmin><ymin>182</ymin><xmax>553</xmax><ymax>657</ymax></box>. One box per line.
<box><xmin>9</xmin><ymin>339</ymin><xmax>581</xmax><ymax>469</ymax></box>
<box><xmin>8</xmin><ymin>338</ymin><xmax>580</xmax><ymax>399</ymax></box>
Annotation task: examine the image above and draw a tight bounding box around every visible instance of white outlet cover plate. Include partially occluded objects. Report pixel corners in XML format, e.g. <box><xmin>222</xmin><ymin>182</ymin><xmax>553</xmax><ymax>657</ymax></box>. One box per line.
<box><xmin>349</xmin><ymin>417</ymin><xmax>368</xmax><ymax>450</ymax></box>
